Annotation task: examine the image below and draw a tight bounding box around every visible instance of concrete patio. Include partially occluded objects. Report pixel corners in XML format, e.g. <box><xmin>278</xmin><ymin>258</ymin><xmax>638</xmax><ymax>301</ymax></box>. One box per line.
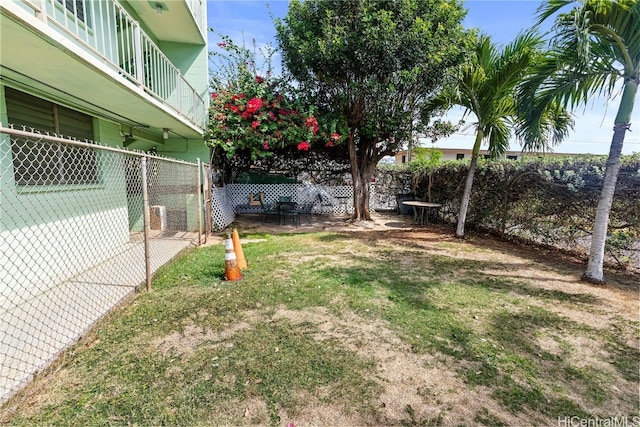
<box><xmin>0</xmin><ymin>231</ymin><xmax>198</xmax><ymax>404</ymax></box>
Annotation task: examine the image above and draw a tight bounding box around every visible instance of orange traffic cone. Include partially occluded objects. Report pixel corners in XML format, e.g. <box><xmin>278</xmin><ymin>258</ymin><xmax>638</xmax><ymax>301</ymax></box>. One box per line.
<box><xmin>232</xmin><ymin>228</ymin><xmax>248</xmax><ymax>270</ymax></box>
<box><xmin>224</xmin><ymin>232</ymin><xmax>243</xmax><ymax>281</ymax></box>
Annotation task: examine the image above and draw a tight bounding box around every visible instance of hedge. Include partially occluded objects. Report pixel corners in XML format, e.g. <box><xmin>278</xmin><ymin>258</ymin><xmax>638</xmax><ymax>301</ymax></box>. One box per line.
<box><xmin>409</xmin><ymin>154</ymin><xmax>640</xmax><ymax>270</ymax></box>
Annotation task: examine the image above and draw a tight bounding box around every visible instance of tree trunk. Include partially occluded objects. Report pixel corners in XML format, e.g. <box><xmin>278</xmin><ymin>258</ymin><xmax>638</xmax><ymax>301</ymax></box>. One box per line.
<box><xmin>581</xmin><ymin>78</ymin><xmax>637</xmax><ymax>284</ymax></box>
<box><xmin>455</xmin><ymin>129</ymin><xmax>483</xmax><ymax>238</ymax></box>
<box><xmin>581</xmin><ymin>124</ymin><xmax>626</xmax><ymax>284</ymax></box>
<box><xmin>347</xmin><ymin>133</ymin><xmax>375</xmax><ymax>221</ymax></box>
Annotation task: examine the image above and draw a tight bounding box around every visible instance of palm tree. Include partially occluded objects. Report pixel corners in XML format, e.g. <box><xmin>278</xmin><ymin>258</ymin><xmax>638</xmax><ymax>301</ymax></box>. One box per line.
<box><xmin>429</xmin><ymin>32</ymin><xmax>572</xmax><ymax>238</ymax></box>
<box><xmin>520</xmin><ymin>0</ymin><xmax>639</xmax><ymax>284</ymax></box>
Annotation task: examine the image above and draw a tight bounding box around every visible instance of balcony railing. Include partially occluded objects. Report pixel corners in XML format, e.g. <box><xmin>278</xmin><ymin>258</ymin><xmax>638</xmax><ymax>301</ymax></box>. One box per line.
<box><xmin>23</xmin><ymin>0</ymin><xmax>206</xmax><ymax>130</ymax></box>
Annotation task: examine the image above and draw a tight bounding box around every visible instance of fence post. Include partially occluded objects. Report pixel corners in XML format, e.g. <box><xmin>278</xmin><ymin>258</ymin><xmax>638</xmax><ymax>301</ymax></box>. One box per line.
<box><xmin>203</xmin><ymin>164</ymin><xmax>212</xmax><ymax>243</ymax></box>
<box><xmin>140</xmin><ymin>156</ymin><xmax>152</xmax><ymax>292</ymax></box>
<box><xmin>197</xmin><ymin>158</ymin><xmax>203</xmax><ymax>246</ymax></box>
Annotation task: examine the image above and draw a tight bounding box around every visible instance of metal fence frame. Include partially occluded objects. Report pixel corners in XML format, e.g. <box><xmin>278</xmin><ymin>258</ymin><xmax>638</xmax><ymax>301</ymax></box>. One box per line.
<box><xmin>0</xmin><ymin>125</ymin><xmax>208</xmax><ymax>404</ymax></box>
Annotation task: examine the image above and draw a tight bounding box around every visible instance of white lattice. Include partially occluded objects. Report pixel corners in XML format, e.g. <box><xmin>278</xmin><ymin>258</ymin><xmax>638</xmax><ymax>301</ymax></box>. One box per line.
<box><xmin>211</xmin><ymin>187</ymin><xmax>235</xmax><ymax>230</ymax></box>
<box><xmin>226</xmin><ymin>183</ymin><xmax>355</xmax><ymax>215</ymax></box>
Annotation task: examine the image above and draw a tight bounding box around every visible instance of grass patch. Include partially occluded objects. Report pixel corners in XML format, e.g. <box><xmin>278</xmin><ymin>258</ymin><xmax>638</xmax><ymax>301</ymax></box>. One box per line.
<box><xmin>3</xmin><ymin>230</ymin><xmax>637</xmax><ymax>426</ymax></box>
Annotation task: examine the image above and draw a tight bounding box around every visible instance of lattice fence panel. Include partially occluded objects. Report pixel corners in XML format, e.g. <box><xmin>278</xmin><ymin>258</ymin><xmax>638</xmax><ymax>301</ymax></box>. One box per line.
<box><xmin>225</xmin><ymin>183</ymin><xmax>356</xmax><ymax>215</ymax></box>
<box><xmin>211</xmin><ymin>187</ymin><xmax>235</xmax><ymax>230</ymax></box>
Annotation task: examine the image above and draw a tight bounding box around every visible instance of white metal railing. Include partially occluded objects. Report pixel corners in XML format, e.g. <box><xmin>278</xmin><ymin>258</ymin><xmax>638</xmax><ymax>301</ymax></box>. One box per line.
<box><xmin>26</xmin><ymin>0</ymin><xmax>206</xmax><ymax>129</ymax></box>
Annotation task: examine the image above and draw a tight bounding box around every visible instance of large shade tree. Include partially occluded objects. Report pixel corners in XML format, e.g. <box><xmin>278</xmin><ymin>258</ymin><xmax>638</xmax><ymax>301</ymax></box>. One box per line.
<box><xmin>275</xmin><ymin>0</ymin><xmax>469</xmax><ymax>220</ymax></box>
<box><xmin>520</xmin><ymin>0</ymin><xmax>639</xmax><ymax>284</ymax></box>
<box><xmin>428</xmin><ymin>32</ymin><xmax>573</xmax><ymax>238</ymax></box>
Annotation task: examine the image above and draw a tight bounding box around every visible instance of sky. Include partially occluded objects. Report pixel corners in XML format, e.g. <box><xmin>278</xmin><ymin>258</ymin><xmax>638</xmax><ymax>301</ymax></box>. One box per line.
<box><xmin>206</xmin><ymin>0</ymin><xmax>640</xmax><ymax>155</ymax></box>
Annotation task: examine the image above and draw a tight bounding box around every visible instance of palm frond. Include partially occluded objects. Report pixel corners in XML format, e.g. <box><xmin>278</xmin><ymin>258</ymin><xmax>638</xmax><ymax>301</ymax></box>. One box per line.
<box><xmin>484</xmin><ymin>119</ymin><xmax>511</xmax><ymax>157</ymax></box>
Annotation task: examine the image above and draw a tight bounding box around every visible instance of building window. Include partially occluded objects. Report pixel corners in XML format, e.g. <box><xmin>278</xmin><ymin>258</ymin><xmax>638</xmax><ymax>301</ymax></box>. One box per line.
<box><xmin>507</xmin><ymin>155</ymin><xmax>518</xmax><ymax>160</ymax></box>
<box><xmin>401</xmin><ymin>155</ymin><xmax>406</xmax><ymax>163</ymax></box>
<box><xmin>56</xmin><ymin>0</ymin><xmax>88</xmax><ymax>25</ymax></box>
<box><xmin>456</xmin><ymin>153</ymin><xmax>465</xmax><ymax>160</ymax></box>
<box><xmin>6</xmin><ymin>88</ymin><xmax>98</xmax><ymax>187</ymax></box>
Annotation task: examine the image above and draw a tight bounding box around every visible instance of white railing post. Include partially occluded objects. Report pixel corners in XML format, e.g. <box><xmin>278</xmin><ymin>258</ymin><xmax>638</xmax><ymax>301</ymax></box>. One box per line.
<box><xmin>133</xmin><ymin>22</ymin><xmax>144</xmax><ymax>86</ymax></box>
<box><xmin>37</xmin><ymin>0</ymin><xmax>48</xmax><ymax>23</ymax></box>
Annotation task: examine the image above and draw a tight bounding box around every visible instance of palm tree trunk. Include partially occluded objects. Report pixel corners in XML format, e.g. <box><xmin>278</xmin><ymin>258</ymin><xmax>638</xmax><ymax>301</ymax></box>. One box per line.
<box><xmin>582</xmin><ymin>79</ymin><xmax>637</xmax><ymax>284</ymax></box>
<box><xmin>455</xmin><ymin>129</ymin><xmax>483</xmax><ymax>238</ymax></box>
<box><xmin>581</xmin><ymin>123</ymin><xmax>627</xmax><ymax>284</ymax></box>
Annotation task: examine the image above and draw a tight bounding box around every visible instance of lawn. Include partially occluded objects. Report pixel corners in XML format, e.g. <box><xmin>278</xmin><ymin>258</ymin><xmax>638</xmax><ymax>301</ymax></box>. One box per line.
<box><xmin>2</xmin><ymin>219</ymin><xmax>638</xmax><ymax>426</ymax></box>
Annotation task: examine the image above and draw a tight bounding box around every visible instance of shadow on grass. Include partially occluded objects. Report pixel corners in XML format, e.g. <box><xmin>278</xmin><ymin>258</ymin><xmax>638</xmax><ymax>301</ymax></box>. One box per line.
<box><xmin>310</xmin><ymin>250</ymin><xmax>604</xmax><ymax>420</ymax></box>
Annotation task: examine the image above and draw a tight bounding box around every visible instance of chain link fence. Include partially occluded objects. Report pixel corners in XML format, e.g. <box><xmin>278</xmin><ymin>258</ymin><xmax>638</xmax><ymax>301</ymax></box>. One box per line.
<box><xmin>0</xmin><ymin>125</ymin><xmax>207</xmax><ymax>404</ymax></box>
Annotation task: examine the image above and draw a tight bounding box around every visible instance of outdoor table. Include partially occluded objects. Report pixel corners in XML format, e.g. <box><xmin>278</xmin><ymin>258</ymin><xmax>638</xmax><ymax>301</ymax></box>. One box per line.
<box><xmin>402</xmin><ymin>201</ymin><xmax>442</xmax><ymax>225</ymax></box>
<box><xmin>276</xmin><ymin>201</ymin><xmax>298</xmax><ymax>225</ymax></box>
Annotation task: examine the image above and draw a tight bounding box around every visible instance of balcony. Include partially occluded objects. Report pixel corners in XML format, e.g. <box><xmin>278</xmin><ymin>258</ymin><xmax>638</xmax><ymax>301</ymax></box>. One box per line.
<box><xmin>0</xmin><ymin>0</ymin><xmax>207</xmax><ymax>135</ymax></box>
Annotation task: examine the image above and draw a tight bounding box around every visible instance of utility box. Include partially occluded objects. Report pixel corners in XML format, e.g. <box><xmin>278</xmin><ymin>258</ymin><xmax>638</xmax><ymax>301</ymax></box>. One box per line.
<box><xmin>150</xmin><ymin>205</ymin><xmax>167</xmax><ymax>230</ymax></box>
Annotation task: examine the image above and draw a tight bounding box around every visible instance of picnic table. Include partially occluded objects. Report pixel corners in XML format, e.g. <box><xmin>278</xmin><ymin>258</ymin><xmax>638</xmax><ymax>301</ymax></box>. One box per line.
<box><xmin>402</xmin><ymin>201</ymin><xmax>442</xmax><ymax>225</ymax></box>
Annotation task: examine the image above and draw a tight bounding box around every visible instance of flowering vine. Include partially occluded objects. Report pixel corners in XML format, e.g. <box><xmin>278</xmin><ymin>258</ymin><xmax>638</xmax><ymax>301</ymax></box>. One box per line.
<box><xmin>207</xmin><ymin>37</ymin><xmax>342</xmax><ymax>160</ymax></box>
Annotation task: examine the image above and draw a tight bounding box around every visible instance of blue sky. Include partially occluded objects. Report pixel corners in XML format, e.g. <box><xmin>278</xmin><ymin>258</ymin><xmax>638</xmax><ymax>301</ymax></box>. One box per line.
<box><xmin>207</xmin><ymin>0</ymin><xmax>640</xmax><ymax>155</ymax></box>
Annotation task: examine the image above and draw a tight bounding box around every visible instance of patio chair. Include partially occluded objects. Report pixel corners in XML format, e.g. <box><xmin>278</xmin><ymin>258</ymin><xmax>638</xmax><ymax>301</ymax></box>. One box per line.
<box><xmin>278</xmin><ymin>201</ymin><xmax>298</xmax><ymax>226</ymax></box>
<box><xmin>316</xmin><ymin>193</ymin><xmax>335</xmax><ymax>214</ymax></box>
<box><xmin>296</xmin><ymin>201</ymin><xmax>316</xmax><ymax>224</ymax></box>
<box><xmin>259</xmin><ymin>198</ymin><xmax>278</xmax><ymax>223</ymax></box>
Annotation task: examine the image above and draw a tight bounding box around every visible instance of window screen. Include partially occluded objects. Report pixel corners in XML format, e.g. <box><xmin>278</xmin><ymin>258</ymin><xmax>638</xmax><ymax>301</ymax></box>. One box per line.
<box><xmin>6</xmin><ymin>88</ymin><xmax>98</xmax><ymax>186</ymax></box>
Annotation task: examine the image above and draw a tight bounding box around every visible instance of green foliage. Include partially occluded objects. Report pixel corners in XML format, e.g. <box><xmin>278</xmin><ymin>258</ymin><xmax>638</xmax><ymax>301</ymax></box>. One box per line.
<box><xmin>275</xmin><ymin>0</ymin><xmax>470</xmax><ymax>164</ymax></box>
<box><xmin>407</xmin><ymin>147</ymin><xmax>442</xmax><ymax>172</ymax></box>
<box><xmin>410</xmin><ymin>154</ymin><xmax>640</xmax><ymax>269</ymax></box>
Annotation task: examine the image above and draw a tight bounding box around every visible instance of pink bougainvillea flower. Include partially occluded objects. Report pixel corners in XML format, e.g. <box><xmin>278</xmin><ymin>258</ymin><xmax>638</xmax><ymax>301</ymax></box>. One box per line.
<box><xmin>255</xmin><ymin>75</ymin><xmax>264</xmax><ymax>83</ymax></box>
<box><xmin>268</xmin><ymin>111</ymin><xmax>276</xmax><ymax>121</ymax></box>
<box><xmin>211</xmin><ymin>92</ymin><xmax>219</xmax><ymax>99</ymax></box>
<box><xmin>217</xmin><ymin>42</ymin><xmax>227</xmax><ymax>47</ymax></box>
<box><xmin>330</xmin><ymin>132</ymin><xmax>341</xmax><ymax>141</ymax></box>
<box><xmin>251</xmin><ymin>120</ymin><xmax>260</xmax><ymax>129</ymax></box>
<box><xmin>225</xmin><ymin>103</ymin><xmax>240</xmax><ymax>114</ymax></box>
<box><xmin>241</xmin><ymin>111</ymin><xmax>252</xmax><ymax>120</ymax></box>
<box><xmin>263</xmin><ymin>142</ymin><xmax>269</xmax><ymax>150</ymax></box>
<box><xmin>297</xmin><ymin>141</ymin><xmax>309</xmax><ymax>151</ymax></box>
<box><xmin>246</xmin><ymin>97</ymin><xmax>262</xmax><ymax>114</ymax></box>
<box><xmin>304</xmin><ymin>116</ymin><xmax>319</xmax><ymax>134</ymax></box>
<box><xmin>325</xmin><ymin>140</ymin><xmax>334</xmax><ymax>147</ymax></box>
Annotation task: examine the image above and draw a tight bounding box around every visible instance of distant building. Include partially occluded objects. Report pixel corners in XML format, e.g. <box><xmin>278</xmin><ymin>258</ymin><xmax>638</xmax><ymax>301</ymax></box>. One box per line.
<box><xmin>394</xmin><ymin>147</ymin><xmax>580</xmax><ymax>164</ymax></box>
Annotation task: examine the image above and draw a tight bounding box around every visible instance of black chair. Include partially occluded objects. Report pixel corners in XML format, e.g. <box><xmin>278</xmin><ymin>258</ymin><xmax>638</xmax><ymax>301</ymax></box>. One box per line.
<box><xmin>296</xmin><ymin>201</ymin><xmax>316</xmax><ymax>224</ymax></box>
<box><xmin>259</xmin><ymin>198</ymin><xmax>278</xmax><ymax>223</ymax></box>
<box><xmin>277</xmin><ymin>201</ymin><xmax>298</xmax><ymax>226</ymax></box>
<box><xmin>316</xmin><ymin>193</ymin><xmax>335</xmax><ymax>214</ymax></box>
